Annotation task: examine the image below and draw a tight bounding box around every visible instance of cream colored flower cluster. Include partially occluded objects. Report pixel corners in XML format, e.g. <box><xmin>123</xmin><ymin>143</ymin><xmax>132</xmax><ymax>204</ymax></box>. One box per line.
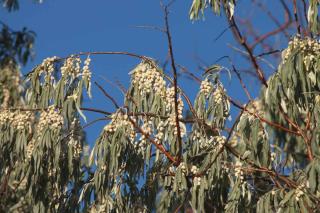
<box><xmin>295</xmin><ymin>183</ymin><xmax>306</xmax><ymax>201</ymax></box>
<box><xmin>179</xmin><ymin>162</ymin><xmax>187</xmax><ymax>174</ymax></box>
<box><xmin>165</xmin><ymin>87</ymin><xmax>175</xmax><ymax>112</ymax></box>
<box><xmin>48</xmin><ymin>167</ymin><xmax>57</xmax><ymax>178</ymax></box>
<box><xmin>39</xmin><ymin>56</ymin><xmax>58</xmax><ymax>75</ymax></box>
<box><xmin>37</xmin><ymin>106</ymin><xmax>64</xmax><ymax>131</ymax></box>
<box><xmin>190</xmin><ymin>165</ymin><xmax>201</xmax><ymax>186</ymax></box>
<box><xmin>270</xmin><ymin>152</ymin><xmax>276</xmax><ymax>162</ymax></box>
<box><xmin>103</xmin><ymin>112</ymin><xmax>137</xmax><ymax>145</ymax></box>
<box><xmin>235</xmin><ymin>161</ymin><xmax>244</xmax><ymax>183</ymax></box>
<box><xmin>103</xmin><ymin>112</ymin><xmax>131</xmax><ymax>133</ymax></box>
<box><xmin>282</xmin><ymin>37</ymin><xmax>320</xmax><ymax>71</ymax></box>
<box><xmin>0</xmin><ymin>110</ymin><xmax>15</xmax><ymax>126</ymax></box>
<box><xmin>12</xmin><ymin>111</ymin><xmax>33</xmax><ymax>131</ymax></box>
<box><xmin>165</xmin><ymin>92</ymin><xmax>185</xmax><ymax>136</ymax></box>
<box><xmin>164</xmin><ymin>87</ymin><xmax>184</xmax><ymax>116</ymax></box>
<box><xmin>240</xmin><ymin>100</ymin><xmax>263</xmax><ymax>122</ymax></box>
<box><xmin>61</xmin><ymin>56</ymin><xmax>81</xmax><ymax>77</ymax></box>
<box><xmin>0</xmin><ymin>110</ymin><xmax>33</xmax><ymax>131</ymax></box>
<box><xmin>154</xmin><ymin>120</ymin><xmax>166</xmax><ymax>144</ymax></box>
<box><xmin>136</xmin><ymin>120</ymin><xmax>153</xmax><ymax>154</ymax></box>
<box><xmin>82</xmin><ymin>57</ymin><xmax>92</xmax><ymax>81</ymax></box>
<box><xmin>200</xmin><ymin>78</ymin><xmax>213</xmax><ymax>98</ymax></box>
<box><xmin>164</xmin><ymin>87</ymin><xmax>181</xmax><ymax>113</ymax></box>
<box><xmin>177</xmin><ymin>97</ymin><xmax>184</xmax><ymax>119</ymax></box>
<box><xmin>215</xmin><ymin>136</ymin><xmax>226</xmax><ymax>150</ymax></box>
<box><xmin>26</xmin><ymin>139</ymin><xmax>35</xmax><ymax>160</ymax></box>
<box><xmin>192</xmin><ymin>130</ymin><xmax>206</xmax><ymax>148</ymax></box>
<box><xmin>195</xmin><ymin>133</ymin><xmax>226</xmax><ymax>150</ymax></box>
<box><xmin>168</xmin><ymin>113</ymin><xmax>186</xmax><ymax>137</ymax></box>
<box><xmin>213</xmin><ymin>86</ymin><xmax>224</xmax><ymax>104</ymax></box>
<box><xmin>39</xmin><ymin>57</ymin><xmax>58</xmax><ymax>84</ymax></box>
<box><xmin>131</xmin><ymin>62</ymin><xmax>166</xmax><ymax>97</ymax></box>
<box><xmin>69</xmin><ymin>119</ymin><xmax>83</xmax><ymax>158</ymax></box>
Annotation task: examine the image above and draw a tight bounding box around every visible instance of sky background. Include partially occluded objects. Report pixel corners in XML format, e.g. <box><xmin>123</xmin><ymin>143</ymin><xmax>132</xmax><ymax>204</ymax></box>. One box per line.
<box><xmin>0</xmin><ymin>0</ymin><xmax>289</xmax><ymax>146</ymax></box>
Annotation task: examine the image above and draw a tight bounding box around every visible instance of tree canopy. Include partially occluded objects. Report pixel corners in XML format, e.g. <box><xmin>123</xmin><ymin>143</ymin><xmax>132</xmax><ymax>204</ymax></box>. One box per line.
<box><xmin>1</xmin><ymin>0</ymin><xmax>320</xmax><ymax>212</ymax></box>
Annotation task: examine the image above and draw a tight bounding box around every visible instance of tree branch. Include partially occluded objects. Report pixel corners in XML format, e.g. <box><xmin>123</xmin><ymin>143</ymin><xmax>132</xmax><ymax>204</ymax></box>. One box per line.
<box><xmin>163</xmin><ymin>5</ymin><xmax>183</xmax><ymax>162</ymax></box>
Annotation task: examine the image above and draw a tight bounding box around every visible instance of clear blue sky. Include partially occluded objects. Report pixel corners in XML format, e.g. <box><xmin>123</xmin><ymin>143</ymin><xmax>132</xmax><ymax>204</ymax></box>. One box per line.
<box><xmin>1</xmin><ymin>0</ymin><xmax>287</xmax><ymax>145</ymax></box>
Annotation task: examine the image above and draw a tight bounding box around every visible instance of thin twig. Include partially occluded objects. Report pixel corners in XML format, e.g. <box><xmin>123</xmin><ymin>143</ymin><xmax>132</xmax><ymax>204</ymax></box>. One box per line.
<box><xmin>82</xmin><ymin>117</ymin><xmax>110</xmax><ymax>129</ymax></box>
<box><xmin>178</xmin><ymin>64</ymin><xmax>202</xmax><ymax>83</ymax></box>
<box><xmin>229</xmin><ymin>98</ymin><xmax>301</xmax><ymax>136</ymax></box>
<box><xmin>256</xmin><ymin>49</ymin><xmax>281</xmax><ymax>57</ymax></box>
<box><xmin>80</xmin><ymin>107</ymin><xmax>111</xmax><ymax>115</ymax></box>
<box><xmin>293</xmin><ymin>0</ymin><xmax>302</xmax><ymax>35</ymax></box>
<box><xmin>94</xmin><ymin>81</ymin><xmax>120</xmax><ymax>109</ymax></box>
<box><xmin>213</xmin><ymin>25</ymin><xmax>233</xmax><ymax>42</ymax></box>
<box><xmin>132</xmin><ymin>25</ymin><xmax>166</xmax><ymax>33</ymax></box>
<box><xmin>228</xmin><ymin>16</ymin><xmax>268</xmax><ymax>87</ymax></box>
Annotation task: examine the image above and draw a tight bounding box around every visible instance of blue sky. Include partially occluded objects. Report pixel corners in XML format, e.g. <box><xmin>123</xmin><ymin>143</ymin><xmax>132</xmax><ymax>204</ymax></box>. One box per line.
<box><xmin>1</xmin><ymin>0</ymin><xmax>288</xmax><ymax>145</ymax></box>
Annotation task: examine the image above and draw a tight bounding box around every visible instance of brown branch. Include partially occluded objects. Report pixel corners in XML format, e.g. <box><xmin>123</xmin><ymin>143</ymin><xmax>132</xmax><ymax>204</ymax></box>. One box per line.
<box><xmin>127</xmin><ymin>114</ymin><xmax>178</xmax><ymax>165</ymax></box>
<box><xmin>229</xmin><ymin>98</ymin><xmax>301</xmax><ymax>136</ymax></box>
<box><xmin>250</xmin><ymin>21</ymin><xmax>292</xmax><ymax>49</ymax></box>
<box><xmin>252</xmin><ymin>0</ymin><xmax>291</xmax><ymax>40</ymax></box>
<box><xmin>228</xmin><ymin>16</ymin><xmax>268</xmax><ymax>87</ymax></box>
<box><xmin>94</xmin><ymin>81</ymin><xmax>120</xmax><ymax>109</ymax></box>
<box><xmin>236</xmin><ymin>18</ymin><xmax>275</xmax><ymax>53</ymax></box>
<box><xmin>80</xmin><ymin>107</ymin><xmax>111</xmax><ymax>115</ymax></box>
<box><xmin>82</xmin><ymin>117</ymin><xmax>110</xmax><ymax>129</ymax></box>
<box><xmin>256</xmin><ymin>49</ymin><xmax>281</xmax><ymax>57</ymax></box>
<box><xmin>195</xmin><ymin>108</ymin><xmax>245</xmax><ymax>177</ymax></box>
<box><xmin>178</xmin><ymin>64</ymin><xmax>202</xmax><ymax>83</ymax></box>
<box><xmin>163</xmin><ymin>5</ymin><xmax>183</xmax><ymax>162</ymax></box>
<box><xmin>278</xmin><ymin>105</ymin><xmax>313</xmax><ymax>161</ymax></box>
<box><xmin>233</xmin><ymin>67</ymin><xmax>252</xmax><ymax>101</ymax></box>
<box><xmin>223</xmin><ymin>143</ymin><xmax>298</xmax><ymax>188</ymax></box>
<box><xmin>76</xmin><ymin>51</ymin><xmax>153</xmax><ymax>63</ymax></box>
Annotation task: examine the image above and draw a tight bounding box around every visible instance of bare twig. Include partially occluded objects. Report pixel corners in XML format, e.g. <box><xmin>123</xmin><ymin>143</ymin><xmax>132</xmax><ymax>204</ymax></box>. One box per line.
<box><xmin>228</xmin><ymin>16</ymin><xmax>268</xmax><ymax>87</ymax></box>
<box><xmin>82</xmin><ymin>117</ymin><xmax>110</xmax><ymax>129</ymax></box>
<box><xmin>256</xmin><ymin>49</ymin><xmax>281</xmax><ymax>57</ymax></box>
<box><xmin>80</xmin><ymin>107</ymin><xmax>111</xmax><ymax>115</ymax></box>
<box><xmin>94</xmin><ymin>81</ymin><xmax>120</xmax><ymax>109</ymax></box>
<box><xmin>132</xmin><ymin>25</ymin><xmax>166</xmax><ymax>33</ymax></box>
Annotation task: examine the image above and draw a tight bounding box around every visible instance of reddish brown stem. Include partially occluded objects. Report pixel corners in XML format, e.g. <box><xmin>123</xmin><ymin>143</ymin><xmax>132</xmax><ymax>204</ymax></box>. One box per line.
<box><xmin>228</xmin><ymin>16</ymin><xmax>268</xmax><ymax>87</ymax></box>
<box><xmin>163</xmin><ymin>6</ymin><xmax>183</xmax><ymax>162</ymax></box>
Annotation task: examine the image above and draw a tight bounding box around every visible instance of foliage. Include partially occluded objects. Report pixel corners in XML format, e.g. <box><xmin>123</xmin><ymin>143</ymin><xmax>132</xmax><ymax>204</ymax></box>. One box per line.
<box><xmin>1</xmin><ymin>0</ymin><xmax>44</xmax><ymax>11</ymax></box>
<box><xmin>1</xmin><ymin>0</ymin><xmax>320</xmax><ymax>213</ymax></box>
<box><xmin>0</xmin><ymin>56</ymin><xmax>90</xmax><ymax>212</ymax></box>
<box><xmin>0</xmin><ymin>23</ymin><xmax>35</xmax><ymax>67</ymax></box>
<box><xmin>308</xmin><ymin>0</ymin><xmax>320</xmax><ymax>33</ymax></box>
<box><xmin>189</xmin><ymin>0</ymin><xmax>236</xmax><ymax>20</ymax></box>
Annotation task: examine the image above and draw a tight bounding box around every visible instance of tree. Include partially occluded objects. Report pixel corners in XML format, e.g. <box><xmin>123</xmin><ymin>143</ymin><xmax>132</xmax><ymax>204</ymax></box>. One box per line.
<box><xmin>0</xmin><ymin>0</ymin><xmax>320</xmax><ymax>212</ymax></box>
